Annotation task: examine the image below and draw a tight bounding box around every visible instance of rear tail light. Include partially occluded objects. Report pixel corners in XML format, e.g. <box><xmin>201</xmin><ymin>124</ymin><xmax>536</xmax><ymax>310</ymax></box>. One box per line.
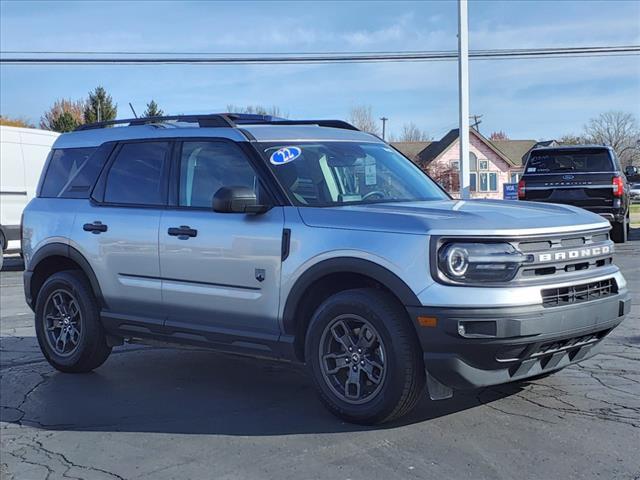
<box><xmin>612</xmin><ymin>176</ymin><xmax>624</xmax><ymax>197</ymax></box>
<box><xmin>517</xmin><ymin>179</ymin><xmax>526</xmax><ymax>199</ymax></box>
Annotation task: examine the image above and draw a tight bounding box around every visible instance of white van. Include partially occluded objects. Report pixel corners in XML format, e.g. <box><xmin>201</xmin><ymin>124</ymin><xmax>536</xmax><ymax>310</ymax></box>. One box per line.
<box><xmin>1</xmin><ymin>126</ymin><xmax>59</xmax><ymax>268</ymax></box>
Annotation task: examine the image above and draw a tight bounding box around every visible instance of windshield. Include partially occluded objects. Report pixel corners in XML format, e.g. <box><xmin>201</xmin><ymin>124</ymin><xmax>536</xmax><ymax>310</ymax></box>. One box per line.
<box><xmin>525</xmin><ymin>149</ymin><xmax>614</xmax><ymax>174</ymax></box>
<box><xmin>261</xmin><ymin>142</ymin><xmax>448</xmax><ymax>206</ymax></box>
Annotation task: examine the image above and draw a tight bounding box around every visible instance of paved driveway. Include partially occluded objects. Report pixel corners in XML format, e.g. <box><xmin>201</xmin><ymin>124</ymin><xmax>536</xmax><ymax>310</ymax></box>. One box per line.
<box><xmin>1</xmin><ymin>231</ymin><xmax>639</xmax><ymax>480</ymax></box>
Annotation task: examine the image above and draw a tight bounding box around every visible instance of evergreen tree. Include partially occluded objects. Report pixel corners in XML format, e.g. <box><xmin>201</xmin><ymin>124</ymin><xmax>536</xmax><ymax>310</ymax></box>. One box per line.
<box><xmin>142</xmin><ymin>100</ymin><xmax>164</xmax><ymax>118</ymax></box>
<box><xmin>50</xmin><ymin>111</ymin><xmax>80</xmax><ymax>133</ymax></box>
<box><xmin>83</xmin><ymin>86</ymin><xmax>117</xmax><ymax>123</ymax></box>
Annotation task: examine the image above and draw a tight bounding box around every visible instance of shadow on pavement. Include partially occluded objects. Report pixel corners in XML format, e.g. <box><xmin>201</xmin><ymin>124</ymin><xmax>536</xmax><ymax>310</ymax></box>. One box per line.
<box><xmin>0</xmin><ymin>335</ymin><xmax>523</xmax><ymax>436</ymax></box>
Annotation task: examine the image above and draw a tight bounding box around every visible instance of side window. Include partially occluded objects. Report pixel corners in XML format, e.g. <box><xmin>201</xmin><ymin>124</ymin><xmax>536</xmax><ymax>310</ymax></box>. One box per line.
<box><xmin>179</xmin><ymin>141</ymin><xmax>258</xmax><ymax>208</ymax></box>
<box><xmin>104</xmin><ymin>142</ymin><xmax>169</xmax><ymax>205</ymax></box>
<box><xmin>40</xmin><ymin>147</ymin><xmax>98</xmax><ymax>198</ymax></box>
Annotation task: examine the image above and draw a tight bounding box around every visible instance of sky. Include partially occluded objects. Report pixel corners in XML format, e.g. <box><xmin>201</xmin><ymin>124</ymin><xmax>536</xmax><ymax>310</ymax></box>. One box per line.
<box><xmin>1</xmin><ymin>0</ymin><xmax>639</xmax><ymax>141</ymax></box>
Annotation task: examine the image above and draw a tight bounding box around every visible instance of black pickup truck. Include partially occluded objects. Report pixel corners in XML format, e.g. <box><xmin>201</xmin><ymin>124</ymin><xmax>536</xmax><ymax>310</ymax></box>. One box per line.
<box><xmin>518</xmin><ymin>145</ymin><xmax>630</xmax><ymax>243</ymax></box>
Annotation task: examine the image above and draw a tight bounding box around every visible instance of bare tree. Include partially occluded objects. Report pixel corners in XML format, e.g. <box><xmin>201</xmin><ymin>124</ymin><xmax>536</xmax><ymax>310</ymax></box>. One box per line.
<box><xmin>40</xmin><ymin>99</ymin><xmax>86</xmax><ymax>132</ymax></box>
<box><xmin>394</xmin><ymin>122</ymin><xmax>431</xmax><ymax>142</ymax></box>
<box><xmin>226</xmin><ymin>104</ymin><xmax>287</xmax><ymax>118</ymax></box>
<box><xmin>489</xmin><ymin>130</ymin><xmax>509</xmax><ymax>141</ymax></box>
<box><xmin>349</xmin><ymin>105</ymin><xmax>380</xmax><ymax>136</ymax></box>
<box><xmin>426</xmin><ymin>162</ymin><xmax>459</xmax><ymax>195</ymax></box>
<box><xmin>558</xmin><ymin>134</ymin><xmax>587</xmax><ymax>145</ymax></box>
<box><xmin>583</xmin><ymin>111</ymin><xmax>640</xmax><ymax>167</ymax></box>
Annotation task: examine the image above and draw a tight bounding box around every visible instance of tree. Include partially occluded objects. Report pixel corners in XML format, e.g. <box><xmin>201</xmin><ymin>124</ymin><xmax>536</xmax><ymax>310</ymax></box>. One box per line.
<box><xmin>83</xmin><ymin>86</ymin><xmax>117</xmax><ymax>124</ymax></box>
<box><xmin>142</xmin><ymin>100</ymin><xmax>164</xmax><ymax>118</ymax></box>
<box><xmin>40</xmin><ymin>99</ymin><xmax>85</xmax><ymax>132</ymax></box>
<box><xmin>225</xmin><ymin>104</ymin><xmax>287</xmax><ymax>117</ymax></box>
<box><xmin>348</xmin><ymin>105</ymin><xmax>380</xmax><ymax>136</ymax></box>
<box><xmin>558</xmin><ymin>134</ymin><xmax>587</xmax><ymax>145</ymax></box>
<box><xmin>0</xmin><ymin>115</ymin><xmax>34</xmax><ymax>128</ymax></box>
<box><xmin>489</xmin><ymin>131</ymin><xmax>509</xmax><ymax>141</ymax></box>
<box><xmin>394</xmin><ymin>122</ymin><xmax>431</xmax><ymax>142</ymax></box>
<box><xmin>582</xmin><ymin>111</ymin><xmax>639</xmax><ymax>167</ymax></box>
<box><xmin>426</xmin><ymin>161</ymin><xmax>459</xmax><ymax>196</ymax></box>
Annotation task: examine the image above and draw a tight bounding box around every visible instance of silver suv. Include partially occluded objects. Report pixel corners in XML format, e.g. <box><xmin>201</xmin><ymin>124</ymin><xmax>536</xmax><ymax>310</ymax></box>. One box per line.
<box><xmin>22</xmin><ymin>114</ymin><xmax>631</xmax><ymax>424</ymax></box>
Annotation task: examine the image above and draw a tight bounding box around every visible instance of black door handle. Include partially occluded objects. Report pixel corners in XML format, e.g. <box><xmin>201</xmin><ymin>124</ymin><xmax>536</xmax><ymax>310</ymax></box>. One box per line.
<box><xmin>83</xmin><ymin>221</ymin><xmax>108</xmax><ymax>234</ymax></box>
<box><xmin>168</xmin><ymin>225</ymin><xmax>198</xmax><ymax>239</ymax></box>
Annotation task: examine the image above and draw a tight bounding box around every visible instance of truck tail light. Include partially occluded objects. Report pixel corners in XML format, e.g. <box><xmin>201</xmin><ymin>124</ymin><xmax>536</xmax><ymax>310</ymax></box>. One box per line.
<box><xmin>612</xmin><ymin>176</ymin><xmax>624</xmax><ymax>197</ymax></box>
<box><xmin>517</xmin><ymin>179</ymin><xmax>526</xmax><ymax>199</ymax></box>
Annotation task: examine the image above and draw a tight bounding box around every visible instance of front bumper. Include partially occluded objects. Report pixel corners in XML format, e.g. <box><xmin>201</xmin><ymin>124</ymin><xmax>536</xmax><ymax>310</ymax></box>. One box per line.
<box><xmin>408</xmin><ymin>291</ymin><xmax>631</xmax><ymax>391</ymax></box>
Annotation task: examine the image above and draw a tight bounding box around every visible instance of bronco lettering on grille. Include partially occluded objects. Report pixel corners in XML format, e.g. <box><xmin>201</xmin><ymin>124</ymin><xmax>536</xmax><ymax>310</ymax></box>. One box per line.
<box><xmin>538</xmin><ymin>246</ymin><xmax>611</xmax><ymax>262</ymax></box>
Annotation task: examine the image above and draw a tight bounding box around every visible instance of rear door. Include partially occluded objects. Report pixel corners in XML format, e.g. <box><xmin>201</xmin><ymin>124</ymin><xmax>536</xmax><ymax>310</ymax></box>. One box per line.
<box><xmin>159</xmin><ymin>139</ymin><xmax>284</xmax><ymax>338</ymax></box>
<box><xmin>523</xmin><ymin>148</ymin><xmax>616</xmax><ymax>208</ymax></box>
<box><xmin>70</xmin><ymin>140</ymin><xmax>171</xmax><ymax>320</ymax></box>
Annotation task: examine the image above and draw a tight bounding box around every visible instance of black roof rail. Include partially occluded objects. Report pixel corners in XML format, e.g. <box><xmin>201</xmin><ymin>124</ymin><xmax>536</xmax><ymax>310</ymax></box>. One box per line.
<box><xmin>75</xmin><ymin>113</ymin><xmax>360</xmax><ymax>132</ymax></box>
<box><xmin>75</xmin><ymin>114</ymin><xmax>235</xmax><ymax>131</ymax></box>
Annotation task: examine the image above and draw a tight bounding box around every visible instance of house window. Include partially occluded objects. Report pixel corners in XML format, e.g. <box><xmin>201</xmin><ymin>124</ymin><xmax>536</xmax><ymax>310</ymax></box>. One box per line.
<box><xmin>479</xmin><ymin>160</ymin><xmax>489</xmax><ymax>171</ymax></box>
<box><xmin>479</xmin><ymin>172</ymin><xmax>488</xmax><ymax>191</ymax></box>
<box><xmin>470</xmin><ymin>172</ymin><xmax>477</xmax><ymax>192</ymax></box>
<box><xmin>469</xmin><ymin>152</ymin><xmax>478</xmax><ymax>171</ymax></box>
<box><xmin>489</xmin><ymin>172</ymin><xmax>498</xmax><ymax>191</ymax></box>
<box><xmin>510</xmin><ymin>172</ymin><xmax>520</xmax><ymax>183</ymax></box>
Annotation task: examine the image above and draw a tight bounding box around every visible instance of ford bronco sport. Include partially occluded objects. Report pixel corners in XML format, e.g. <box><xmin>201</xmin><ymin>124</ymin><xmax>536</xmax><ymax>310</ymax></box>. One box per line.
<box><xmin>22</xmin><ymin>114</ymin><xmax>631</xmax><ymax>424</ymax></box>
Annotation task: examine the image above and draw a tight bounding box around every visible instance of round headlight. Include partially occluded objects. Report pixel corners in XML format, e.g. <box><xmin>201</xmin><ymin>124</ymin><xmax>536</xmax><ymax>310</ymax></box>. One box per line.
<box><xmin>443</xmin><ymin>245</ymin><xmax>469</xmax><ymax>277</ymax></box>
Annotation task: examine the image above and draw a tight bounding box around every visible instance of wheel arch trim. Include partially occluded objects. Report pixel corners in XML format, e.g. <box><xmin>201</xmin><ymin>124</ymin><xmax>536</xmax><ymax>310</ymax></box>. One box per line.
<box><xmin>26</xmin><ymin>242</ymin><xmax>106</xmax><ymax>310</ymax></box>
<box><xmin>281</xmin><ymin>257</ymin><xmax>421</xmax><ymax>336</ymax></box>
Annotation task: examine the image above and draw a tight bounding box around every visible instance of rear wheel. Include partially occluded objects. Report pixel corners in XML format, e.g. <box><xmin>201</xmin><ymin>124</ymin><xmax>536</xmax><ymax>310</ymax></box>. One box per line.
<box><xmin>305</xmin><ymin>288</ymin><xmax>425</xmax><ymax>425</ymax></box>
<box><xmin>611</xmin><ymin>218</ymin><xmax>627</xmax><ymax>243</ymax></box>
<box><xmin>35</xmin><ymin>270</ymin><xmax>112</xmax><ymax>372</ymax></box>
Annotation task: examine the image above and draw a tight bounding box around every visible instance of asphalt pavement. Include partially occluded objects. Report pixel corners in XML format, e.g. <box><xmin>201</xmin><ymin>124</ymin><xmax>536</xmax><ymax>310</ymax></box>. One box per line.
<box><xmin>1</xmin><ymin>231</ymin><xmax>639</xmax><ymax>480</ymax></box>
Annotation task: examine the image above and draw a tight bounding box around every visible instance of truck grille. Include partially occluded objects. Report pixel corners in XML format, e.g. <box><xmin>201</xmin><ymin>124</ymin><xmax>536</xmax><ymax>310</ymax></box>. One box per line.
<box><xmin>541</xmin><ymin>278</ymin><xmax>617</xmax><ymax>307</ymax></box>
<box><xmin>513</xmin><ymin>228</ymin><xmax>614</xmax><ymax>282</ymax></box>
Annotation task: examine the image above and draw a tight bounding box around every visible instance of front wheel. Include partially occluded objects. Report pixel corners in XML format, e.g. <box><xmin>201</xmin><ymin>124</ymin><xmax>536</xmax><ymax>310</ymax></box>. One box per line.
<box><xmin>305</xmin><ymin>288</ymin><xmax>425</xmax><ymax>425</ymax></box>
<box><xmin>34</xmin><ymin>270</ymin><xmax>112</xmax><ymax>373</ymax></box>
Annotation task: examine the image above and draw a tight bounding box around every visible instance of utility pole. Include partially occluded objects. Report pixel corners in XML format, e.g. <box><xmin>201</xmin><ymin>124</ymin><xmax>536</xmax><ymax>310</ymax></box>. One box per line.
<box><xmin>470</xmin><ymin>114</ymin><xmax>483</xmax><ymax>133</ymax></box>
<box><xmin>380</xmin><ymin>117</ymin><xmax>388</xmax><ymax>141</ymax></box>
<box><xmin>458</xmin><ymin>0</ymin><xmax>471</xmax><ymax>200</ymax></box>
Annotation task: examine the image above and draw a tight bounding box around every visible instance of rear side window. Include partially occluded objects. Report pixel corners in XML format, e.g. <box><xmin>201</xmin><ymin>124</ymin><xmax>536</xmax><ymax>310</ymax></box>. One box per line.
<box><xmin>179</xmin><ymin>141</ymin><xmax>258</xmax><ymax>208</ymax></box>
<box><xmin>39</xmin><ymin>147</ymin><xmax>98</xmax><ymax>198</ymax></box>
<box><xmin>104</xmin><ymin>142</ymin><xmax>170</xmax><ymax>205</ymax></box>
<box><xmin>525</xmin><ymin>149</ymin><xmax>614</xmax><ymax>174</ymax></box>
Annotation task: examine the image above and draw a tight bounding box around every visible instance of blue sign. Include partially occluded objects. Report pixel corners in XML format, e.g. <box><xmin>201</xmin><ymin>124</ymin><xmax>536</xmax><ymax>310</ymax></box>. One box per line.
<box><xmin>503</xmin><ymin>183</ymin><xmax>518</xmax><ymax>200</ymax></box>
<box><xmin>270</xmin><ymin>146</ymin><xmax>302</xmax><ymax>165</ymax></box>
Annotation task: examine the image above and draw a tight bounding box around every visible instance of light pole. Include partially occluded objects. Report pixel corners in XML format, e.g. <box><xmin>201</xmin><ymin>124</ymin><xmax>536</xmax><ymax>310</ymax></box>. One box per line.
<box><xmin>458</xmin><ymin>0</ymin><xmax>471</xmax><ymax>199</ymax></box>
<box><xmin>380</xmin><ymin>117</ymin><xmax>388</xmax><ymax>141</ymax></box>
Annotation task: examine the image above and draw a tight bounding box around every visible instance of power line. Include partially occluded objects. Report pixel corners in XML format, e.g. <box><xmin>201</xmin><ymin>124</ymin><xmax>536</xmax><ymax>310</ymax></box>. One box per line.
<box><xmin>1</xmin><ymin>45</ymin><xmax>638</xmax><ymax>65</ymax></box>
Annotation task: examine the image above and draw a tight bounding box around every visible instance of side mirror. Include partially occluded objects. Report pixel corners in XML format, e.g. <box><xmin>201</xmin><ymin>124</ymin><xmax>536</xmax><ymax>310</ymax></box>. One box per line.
<box><xmin>624</xmin><ymin>165</ymin><xmax>637</xmax><ymax>176</ymax></box>
<box><xmin>212</xmin><ymin>186</ymin><xmax>271</xmax><ymax>214</ymax></box>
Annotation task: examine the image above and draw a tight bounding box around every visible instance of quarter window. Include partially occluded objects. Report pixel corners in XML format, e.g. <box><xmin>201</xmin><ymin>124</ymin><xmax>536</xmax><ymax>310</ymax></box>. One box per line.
<box><xmin>104</xmin><ymin>142</ymin><xmax>170</xmax><ymax>205</ymax></box>
<box><xmin>179</xmin><ymin>142</ymin><xmax>258</xmax><ymax>208</ymax></box>
<box><xmin>40</xmin><ymin>147</ymin><xmax>98</xmax><ymax>198</ymax></box>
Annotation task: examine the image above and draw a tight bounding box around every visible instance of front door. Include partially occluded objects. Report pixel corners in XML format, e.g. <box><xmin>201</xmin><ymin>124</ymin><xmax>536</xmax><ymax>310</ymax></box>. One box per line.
<box><xmin>159</xmin><ymin>140</ymin><xmax>284</xmax><ymax>338</ymax></box>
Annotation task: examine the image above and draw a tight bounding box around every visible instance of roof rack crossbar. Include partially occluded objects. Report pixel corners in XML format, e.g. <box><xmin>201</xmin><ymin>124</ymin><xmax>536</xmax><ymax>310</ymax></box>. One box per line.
<box><xmin>75</xmin><ymin>113</ymin><xmax>360</xmax><ymax>132</ymax></box>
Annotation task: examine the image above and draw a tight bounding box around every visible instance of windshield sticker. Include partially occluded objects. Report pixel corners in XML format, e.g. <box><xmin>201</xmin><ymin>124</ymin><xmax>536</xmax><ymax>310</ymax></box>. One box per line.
<box><xmin>365</xmin><ymin>158</ymin><xmax>377</xmax><ymax>185</ymax></box>
<box><xmin>270</xmin><ymin>146</ymin><xmax>302</xmax><ymax>165</ymax></box>
<box><xmin>527</xmin><ymin>167</ymin><xmax>536</xmax><ymax>173</ymax></box>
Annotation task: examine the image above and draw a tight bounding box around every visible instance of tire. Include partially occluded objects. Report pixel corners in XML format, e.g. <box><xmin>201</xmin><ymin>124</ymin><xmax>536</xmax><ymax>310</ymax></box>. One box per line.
<box><xmin>305</xmin><ymin>288</ymin><xmax>425</xmax><ymax>425</ymax></box>
<box><xmin>611</xmin><ymin>219</ymin><xmax>627</xmax><ymax>244</ymax></box>
<box><xmin>34</xmin><ymin>270</ymin><xmax>112</xmax><ymax>373</ymax></box>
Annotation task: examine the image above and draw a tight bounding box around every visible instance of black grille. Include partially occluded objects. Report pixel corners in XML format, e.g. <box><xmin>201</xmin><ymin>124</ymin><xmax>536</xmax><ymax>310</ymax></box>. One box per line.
<box><xmin>541</xmin><ymin>278</ymin><xmax>617</xmax><ymax>307</ymax></box>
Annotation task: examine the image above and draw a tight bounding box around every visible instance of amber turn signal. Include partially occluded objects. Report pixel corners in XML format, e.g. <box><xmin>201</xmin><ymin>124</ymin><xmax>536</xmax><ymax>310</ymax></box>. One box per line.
<box><xmin>417</xmin><ymin>316</ymin><xmax>438</xmax><ymax>328</ymax></box>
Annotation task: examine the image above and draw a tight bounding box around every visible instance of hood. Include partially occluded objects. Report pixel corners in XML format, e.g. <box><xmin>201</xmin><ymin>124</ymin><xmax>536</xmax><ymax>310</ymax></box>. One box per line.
<box><xmin>297</xmin><ymin>199</ymin><xmax>610</xmax><ymax>236</ymax></box>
